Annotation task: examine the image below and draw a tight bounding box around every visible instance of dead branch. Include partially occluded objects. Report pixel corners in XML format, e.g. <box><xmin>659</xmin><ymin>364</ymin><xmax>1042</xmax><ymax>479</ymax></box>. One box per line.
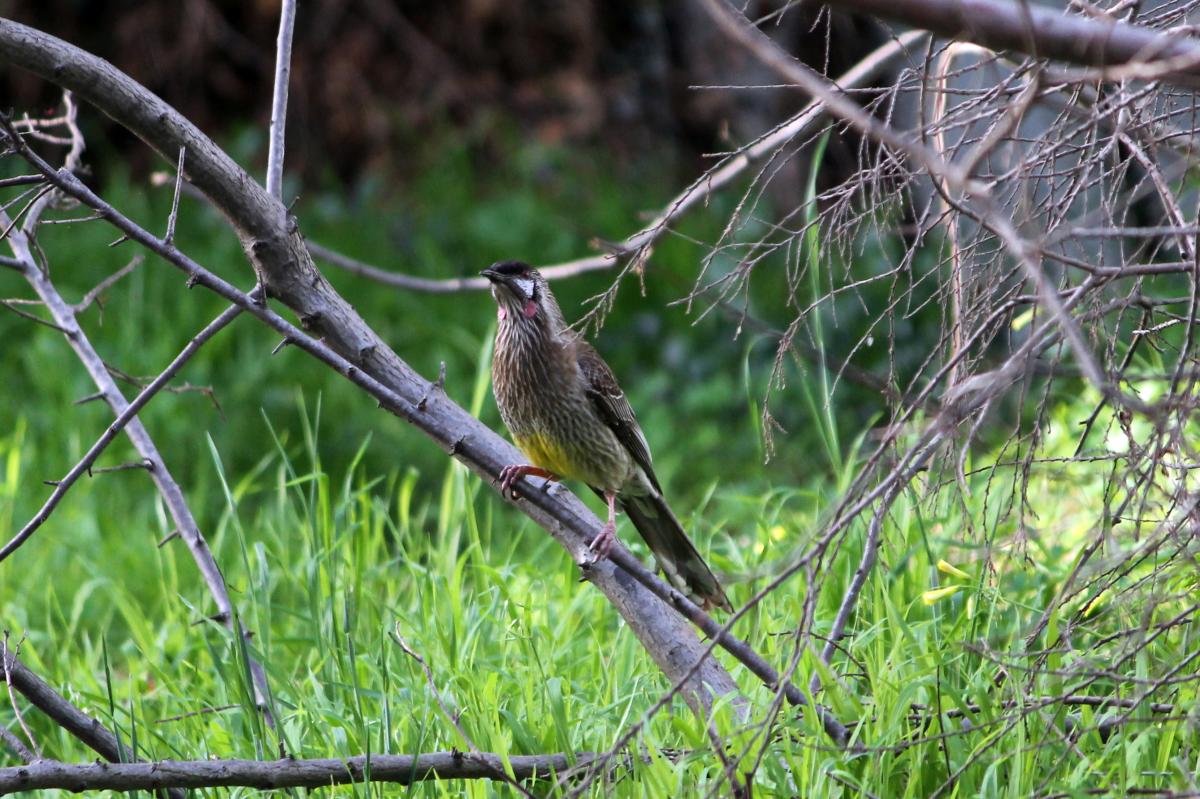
<box><xmin>72</xmin><ymin>255</ymin><xmax>143</xmax><ymax>313</ymax></box>
<box><xmin>818</xmin><ymin>0</ymin><xmax>1200</xmax><ymax>87</ymax></box>
<box><xmin>0</xmin><ymin>751</ymin><xmax>596</xmax><ymax>793</ymax></box>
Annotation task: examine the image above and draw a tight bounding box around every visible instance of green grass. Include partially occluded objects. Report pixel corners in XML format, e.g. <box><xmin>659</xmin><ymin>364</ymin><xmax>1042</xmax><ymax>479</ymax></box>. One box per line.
<box><xmin>4</xmin><ymin>389</ymin><xmax>1199</xmax><ymax>797</ymax></box>
<box><xmin>1</xmin><ymin>135</ymin><xmax>1198</xmax><ymax>797</ymax></box>
<box><xmin>4</xmin><ymin>395</ymin><xmax>1195</xmax><ymax>791</ymax></box>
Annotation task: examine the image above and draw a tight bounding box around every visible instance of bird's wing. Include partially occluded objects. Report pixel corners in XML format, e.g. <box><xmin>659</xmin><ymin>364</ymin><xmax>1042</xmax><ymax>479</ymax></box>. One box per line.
<box><xmin>576</xmin><ymin>340</ymin><xmax>661</xmax><ymax>494</ymax></box>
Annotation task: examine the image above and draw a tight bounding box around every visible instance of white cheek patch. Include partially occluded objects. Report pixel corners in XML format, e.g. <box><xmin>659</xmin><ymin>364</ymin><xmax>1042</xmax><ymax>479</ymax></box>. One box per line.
<box><xmin>514</xmin><ymin>277</ymin><xmax>536</xmax><ymax>299</ymax></box>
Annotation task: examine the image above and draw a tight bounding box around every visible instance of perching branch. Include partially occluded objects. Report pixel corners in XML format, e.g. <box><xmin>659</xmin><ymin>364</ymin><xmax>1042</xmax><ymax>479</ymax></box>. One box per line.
<box><xmin>10</xmin><ymin>133</ymin><xmax>861</xmax><ymax>745</ymax></box>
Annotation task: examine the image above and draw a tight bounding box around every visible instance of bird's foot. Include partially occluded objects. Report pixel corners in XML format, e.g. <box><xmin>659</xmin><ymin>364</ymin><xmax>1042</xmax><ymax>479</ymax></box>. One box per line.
<box><xmin>498</xmin><ymin>464</ymin><xmax>559</xmax><ymax>500</ymax></box>
<box><xmin>498</xmin><ymin>465</ymin><xmax>528</xmax><ymax>500</ymax></box>
<box><xmin>588</xmin><ymin>519</ymin><xmax>617</xmax><ymax>563</ymax></box>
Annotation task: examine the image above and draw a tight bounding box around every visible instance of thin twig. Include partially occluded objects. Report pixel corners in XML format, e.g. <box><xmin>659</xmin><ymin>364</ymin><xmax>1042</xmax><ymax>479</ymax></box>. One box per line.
<box><xmin>305</xmin><ymin>30</ymin><xmax>929</xmax><ymax>294</ymax></box>
<box><xmin>73</xmin><ymin>255</ymin><xmax>143</xmax><ymax>313</ymax></box>
<box><xmin>265</xmin><ymin>0</ymin><xmax>296</xmax><ymax>201</ymax></box>
<box><xmin>0</xmin><ymin>297</ymin><xmax>69</xmax><ymax>332</ymax></box>
<box><xmin>163</xmin><ymin>147</ymin><xmax>185</xmax><ymax>245</ymax></box>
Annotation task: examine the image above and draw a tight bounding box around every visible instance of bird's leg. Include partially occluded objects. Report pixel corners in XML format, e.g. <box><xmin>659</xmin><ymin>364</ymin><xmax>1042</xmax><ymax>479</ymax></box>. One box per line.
<box><xmin>498</xmin><ymin>464</ymin><xmax>560</xmax><ymax>500</ymax></box>
<box><xmin>588</xmin><ymin>491</ymin><xmax>618</xmax><ymax>562</ymax></box>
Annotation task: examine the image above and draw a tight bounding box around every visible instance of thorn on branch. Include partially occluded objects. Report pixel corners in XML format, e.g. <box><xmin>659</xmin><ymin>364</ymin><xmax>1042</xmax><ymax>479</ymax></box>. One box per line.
<box><xmin>156</xmin><ymin>529</ymin><xmax>180</xmax><ymax>548</ymax></box>
<box><xmin>418</xmin><ymin>363</ymin><xmax>447</xmax><ymax>411</ymax></box>
<box><xmin>271</xmin><ymin>336</ymin><xmax>292</xmax><ymax>355</ymax></box>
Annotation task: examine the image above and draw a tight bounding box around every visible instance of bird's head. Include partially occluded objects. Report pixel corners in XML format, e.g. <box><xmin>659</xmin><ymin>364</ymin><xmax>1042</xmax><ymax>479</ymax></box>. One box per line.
<box><xmin>480</xmin><ymin>260</ymin><xmax>552</xmax><ymax>323</ymax></box>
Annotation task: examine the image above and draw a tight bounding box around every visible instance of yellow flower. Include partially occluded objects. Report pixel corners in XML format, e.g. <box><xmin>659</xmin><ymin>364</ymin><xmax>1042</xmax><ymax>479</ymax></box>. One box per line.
<box><xmin>922</xmin><ymin>585</ymin><xmax>961</xmax><ymax>605</ymax></box>
<box><xmin>937</xmin><ymin>559</ymin><xmax>970</xmax><ymax>580</ymax></box>
<box><xmin>769</xmin><ymin>525</ymin><xmax>787</xmax><ymax>541</ymax></box>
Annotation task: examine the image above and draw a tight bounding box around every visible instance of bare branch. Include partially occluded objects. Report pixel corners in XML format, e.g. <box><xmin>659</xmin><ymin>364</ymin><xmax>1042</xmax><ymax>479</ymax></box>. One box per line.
<box><xmin>163</xmin><ymin>148</ymin><xmax>185</xmax><ymax>244</ymax></box>
<box><xmin>0</xmin><ymin>175</ymin><xmax>43</xmax><ymax>189</ymax></box>
<box><xmin>265</xmin><ymin>0</ymin><xmax>296</xmax><ymax>200</ymax></box>
<box><xmin>0</xmin><ymin>297</ymin><xmax>69</xmax><ymax>332</ymax></box>
<box><xmin>0</xmin><ymin>751</ymin><xmax>598</xmax><ymax>793</ymax></box>
<box><xmin>822</xmin><ymin>0</ymin><xmax>1200</xmax><ymax>86</ymax></box>
<box><xmin>810</xmin><ymin>481</ymin><xmax>900</xmax><ymax>694</ymax></box>
<box><xmin>2</xmin><ymin>634</ymin><xmax>40</xmax><ymax>761</ymax></box>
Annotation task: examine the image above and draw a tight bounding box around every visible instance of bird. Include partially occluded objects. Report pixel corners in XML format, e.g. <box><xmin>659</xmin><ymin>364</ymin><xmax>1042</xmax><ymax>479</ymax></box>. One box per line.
<box><xmin>481</xmin><ymin>259</ymin><xmax>732</xmax><ymax>612</ymax></box>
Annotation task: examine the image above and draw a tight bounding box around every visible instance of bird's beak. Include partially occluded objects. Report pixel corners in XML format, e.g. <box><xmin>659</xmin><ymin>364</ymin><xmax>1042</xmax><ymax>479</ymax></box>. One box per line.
<box><xmin>480</xmin><ymin>267</ymin><xmax>501</xmax><ymax>283</ymax></box>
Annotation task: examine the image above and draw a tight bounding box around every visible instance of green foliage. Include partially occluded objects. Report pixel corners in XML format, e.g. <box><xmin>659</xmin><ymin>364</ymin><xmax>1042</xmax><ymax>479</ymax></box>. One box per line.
<box><xmin>1</xmin><ymin>137</ymin><xmax>1196</xmax><ymax>796</ymax></box>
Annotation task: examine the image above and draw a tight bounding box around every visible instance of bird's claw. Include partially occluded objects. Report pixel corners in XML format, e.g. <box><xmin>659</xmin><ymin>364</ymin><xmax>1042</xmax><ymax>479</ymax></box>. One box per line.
<box><xmin>498</xmin><ymin>464</ymin><xmax>560</xmax><ymax>501</ymax></box>
<box><xmin>498</xmin><ymin>464</ymin><xmax>525</xmax><ymax>500</ymax></box>
<box><xmin>587</xmin><ymin>520</ymin><xmax>617</xmax><ymax>563</ymax></box>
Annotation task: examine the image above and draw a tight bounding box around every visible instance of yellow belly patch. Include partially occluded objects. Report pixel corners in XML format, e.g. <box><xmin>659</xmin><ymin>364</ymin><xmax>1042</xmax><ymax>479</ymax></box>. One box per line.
<box><xmin>513</xmin><ymin>432</ymin><xmax>584</xmax><ymax>482</ymax></box>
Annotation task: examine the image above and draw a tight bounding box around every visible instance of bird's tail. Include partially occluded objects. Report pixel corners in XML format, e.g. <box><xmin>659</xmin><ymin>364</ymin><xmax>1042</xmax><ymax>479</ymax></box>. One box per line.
<box><xmin>621</xmin><ymin>494</ymin><xmax>732</xmax><ymax>613</ymax></box>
